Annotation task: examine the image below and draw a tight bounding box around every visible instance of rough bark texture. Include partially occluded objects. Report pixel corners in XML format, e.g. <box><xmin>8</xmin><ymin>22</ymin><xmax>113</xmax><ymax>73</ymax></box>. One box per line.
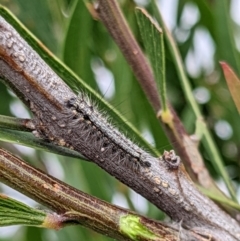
<box><xmin>0</xmin><ymin>15</ymin><xmax>240</xmax><ymax>241</ymax></box>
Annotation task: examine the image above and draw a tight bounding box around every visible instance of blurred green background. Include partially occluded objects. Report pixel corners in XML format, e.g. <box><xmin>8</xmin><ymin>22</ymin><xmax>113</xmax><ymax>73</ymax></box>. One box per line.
<box><xmin>0</xmin><ymin>0</ymin><xmax>240</xmax><ymax>240</ymax></box>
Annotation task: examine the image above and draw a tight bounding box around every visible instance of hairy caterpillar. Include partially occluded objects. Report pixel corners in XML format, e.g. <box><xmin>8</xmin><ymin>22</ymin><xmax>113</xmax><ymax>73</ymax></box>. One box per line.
<box><xmin>3</xmin><ymin>13</ymin><xmax>240</xmax><ymax>241</ymax></box>
<box><xmin>0</xmin><ymin>15</ymin><xmax>151</xmax><ymax>172</ymax></box>
<box><xmin>66</xmin><ymin>94</ymin><xmax>152</xmax><ymax>169</ymax></box>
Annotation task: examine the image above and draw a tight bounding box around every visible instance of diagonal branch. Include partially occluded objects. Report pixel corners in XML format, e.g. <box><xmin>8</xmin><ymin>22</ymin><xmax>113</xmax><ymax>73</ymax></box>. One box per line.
<box><xmin>95</xmin><ymin>0</ymin><xmax>234</xmax><ymax>203</ymax></box>
<box><xmin>0</xmin><ymin>10</ymin><xmax>239</xmax><ymax>241</ymax></box>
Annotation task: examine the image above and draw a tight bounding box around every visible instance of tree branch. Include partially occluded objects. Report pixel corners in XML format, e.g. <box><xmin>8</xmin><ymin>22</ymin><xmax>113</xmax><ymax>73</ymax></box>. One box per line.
<box><xmin>95</xmin><ymin>0</ymin><xmax>225</xmax><ymax>196</ymax></box>
<box><xmin>0</xmin><ymin>147</ymin><xmax>201</xmax><ymax>241</ymax></box>
<box><xmin>0</xmin><ymin>10</ymin><xmax>239</xmax><ymax>241</ymax></box>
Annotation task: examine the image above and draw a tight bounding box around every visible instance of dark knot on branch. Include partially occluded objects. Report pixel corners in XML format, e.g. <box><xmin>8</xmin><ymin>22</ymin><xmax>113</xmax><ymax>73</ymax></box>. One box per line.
<box><xmin>162</xmin><ymin>150</ymin><xmax>181</xmax><ymax>170</ymax></box>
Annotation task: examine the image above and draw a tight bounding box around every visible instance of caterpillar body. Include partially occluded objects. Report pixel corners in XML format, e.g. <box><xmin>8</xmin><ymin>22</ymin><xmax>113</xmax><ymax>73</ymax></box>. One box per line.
<box><xmin>66</xmin><ymin>94</ymin><xmax>151</xmax><ymax>169</ymax></box>
<box><xmin>0</xmin><ymin>15</ymin><xmax>151</xmax><ymax>173</ymax></box>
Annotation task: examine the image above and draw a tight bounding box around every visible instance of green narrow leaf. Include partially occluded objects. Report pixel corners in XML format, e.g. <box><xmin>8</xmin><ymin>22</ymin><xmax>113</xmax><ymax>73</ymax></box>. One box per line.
<box><xmin>62</xmin><ymin>0</ymin><xmax>97</xmax><ymax>89</ymax></box>
<box><xmin>220</xmin><ymin>62</ymin><xmax>240</xmax><ymax>114</ymax></box>
<box><xmin>9</xmin><ymin>0</ymin><xmax>58</xmax><ymax>53</ymax></box>
<box><xmin>0</xmin><ymin>194</ymin><xmax>46</xmax><ymax>227</ymax></box>
<box><xmin>150</xmin><ymin>0</ymin><xmax>237</xmax><ymax>202</ymax></box>
<box><xmin>135</xmin><ymin>8</ymin><xmax>167</xmax><ymax>112</ymax></box>
<box><xmin>0</xmin><ymin>128</ymin><xmax>85</xmax><ymax>160</ymax></box>
<box><xmin>0</xmin><ymin>194</ymin><xmax>67</xmax><ymax>230</ymax></box>
<box><xmin>213</xmin><ymin>0</ymin><xmax>240</xmax><ymax>75</ymax></box>
<box><xmin>198</xmin><ymin>186</ymin><xmax>240</xmax><ymax>211</ymax></box>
